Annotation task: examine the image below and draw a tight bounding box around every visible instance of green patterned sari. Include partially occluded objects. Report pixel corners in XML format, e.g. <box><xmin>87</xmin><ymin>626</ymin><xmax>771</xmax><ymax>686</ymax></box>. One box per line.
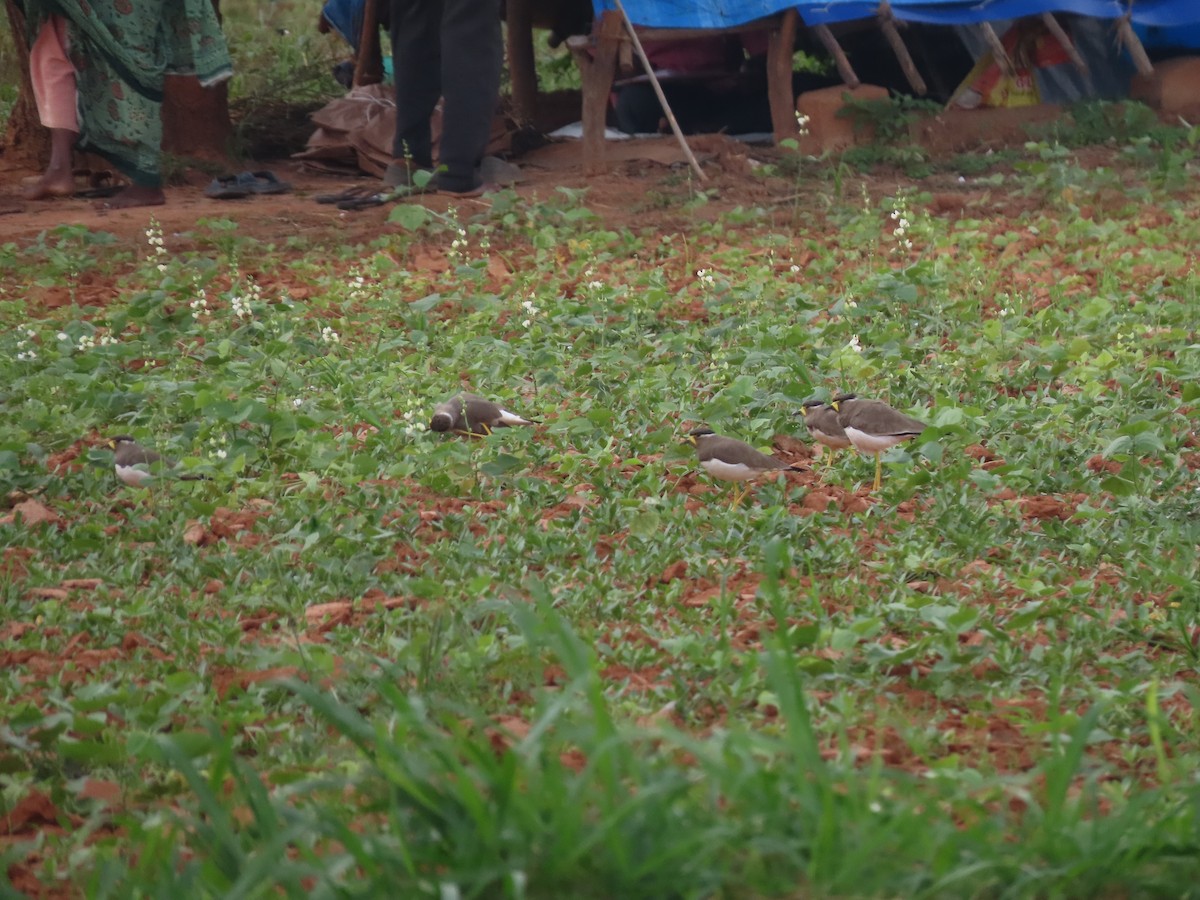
<box><xmin>26</xmin><ymin>0</ymin><xmax>232</xmax><ymax>187</ymax></box>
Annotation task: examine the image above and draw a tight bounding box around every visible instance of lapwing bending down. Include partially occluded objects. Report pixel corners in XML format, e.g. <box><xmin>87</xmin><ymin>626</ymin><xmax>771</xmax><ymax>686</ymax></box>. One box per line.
<box><xmin>830</xmin><ymin>394</ymin><xmax>927</xmax><ymax>491</ymax></box>
<box><xmin>109</xmin><ymin>436</ymin><xmax>208</xmax><ymax>488</ymax></box>
<box><xmin>687</xmin><ymin>427</ymin><xmax>804</xmax><ymax>507</ymax></box>
<box><xmin>429</xmin><ymin>393</ymin><xmax>535</xmax><ymax>436</ymax></box>
<box><xmin>798</xmin><ymin>399</ymin><xmax>851</xmax><ymax>472</ymax></box>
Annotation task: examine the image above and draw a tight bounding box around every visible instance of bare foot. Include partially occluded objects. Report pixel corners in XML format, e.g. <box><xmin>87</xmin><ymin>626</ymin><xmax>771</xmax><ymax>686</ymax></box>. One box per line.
<box><xmin>21</xmin><ymin>172</ymin><xmax>77</xmax><ymax>201</ymax></box>
<box><xmin>96</xmin><ymin>185</ymin><xmax>165</xmax><ymax>211</ymax></box>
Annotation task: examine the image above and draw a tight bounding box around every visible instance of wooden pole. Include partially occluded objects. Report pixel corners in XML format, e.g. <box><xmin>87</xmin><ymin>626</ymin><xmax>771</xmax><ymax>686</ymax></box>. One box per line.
<box><xmin>1040</xmin><ymin>12</ymin><xmax>1088</xmax><ymax>73</ymax></box>
<box><xmin>978</xmin><ymin>22</ymin><xmax>1016</xmax><ymax>79</ymax></box>
<box><xmin>612</xmin><ymin>0</ymin><xmax>707</xmax><ymax>183</ymax></box>
<box><xmin>878</xmin><ymin>3</ymin><xmax>926</xmax><ymax>96</ymax></box>
<box><xmin>814</xmin><ymin>24</ymin><xmax>860</xmax><ymax>88</ymax></box>
<box><xmin>568</xmin><ymin>12</ymin><xmax>623</xmax><ymax>176</ymax></box>
<box><xmin>766</xmin><ymin>9</ymin><xmax>799</xmax><ymax>144</ymax></box>
<box><xmin>352</xmin><ymin>0</ymin><xmax>383</xmax><ymax>87</ymax></box>
<box><xmin>1116</xmin><ymin>15</ymin><xmax>1154</xmax><ymax>77</ymax></box>
<box><xmin>506</xmin><ymin>0</ymin><xmax>538</xmax><ymax>125</ymax></box>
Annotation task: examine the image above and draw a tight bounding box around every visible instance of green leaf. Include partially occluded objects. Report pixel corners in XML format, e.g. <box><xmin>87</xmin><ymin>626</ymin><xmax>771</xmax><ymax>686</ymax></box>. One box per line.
<box><xmin>388</xmin><ymin>204</ymin><xmax>431</xmax><ymax>230</ymax></box>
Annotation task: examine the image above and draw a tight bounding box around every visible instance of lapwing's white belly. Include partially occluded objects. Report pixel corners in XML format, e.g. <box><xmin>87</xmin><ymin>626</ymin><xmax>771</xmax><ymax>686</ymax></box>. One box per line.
<box><xmin>844</xmin><ymin>427</ymin><xmax>909</xmax><ymax>454</ymax></box>
<box><xmin>701</xmin><ymin>459</ymin><xmax>763</xmax><ymax>483</ymax></box>
<box><xmin>116</xmin><ymin>464</ymin><xmax>153</xmax><ymax>487</ymax></box>
<box><xmin>811</xmin><ymin>428</ymin><xmax>851</xmax><ymax>450</ymax></box>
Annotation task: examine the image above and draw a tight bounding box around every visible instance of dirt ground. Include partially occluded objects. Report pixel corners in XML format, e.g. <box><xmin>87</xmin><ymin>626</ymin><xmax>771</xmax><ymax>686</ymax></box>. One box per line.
<box><xmin>0</xmin><ymin>134</ymin><xmax>752</xmax><ymax>247</ymax></box>
<box><xmin>0</xmin><ymin>105</ymin><xmax>1072</xmax><ymax>248</ymax></box>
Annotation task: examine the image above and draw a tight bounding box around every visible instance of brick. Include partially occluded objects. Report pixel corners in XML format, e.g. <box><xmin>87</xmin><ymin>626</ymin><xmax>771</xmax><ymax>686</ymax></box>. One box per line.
<box><xmin>1130</xmin><ymin>56</ymin><xmax>1200</xmax><ymax>116</ymax></box>
<box><xmin>795</xmin><ymin>84</ymin><xmax>890</xmax><ymax>154</ymax></box>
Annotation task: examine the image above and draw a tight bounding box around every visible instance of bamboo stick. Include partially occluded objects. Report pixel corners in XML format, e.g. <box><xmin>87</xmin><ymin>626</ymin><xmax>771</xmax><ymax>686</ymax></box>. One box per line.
<box><xmin>612</xmin><ymin>0</ymin><xmax>707</xmax><ymax>182</ymax></box>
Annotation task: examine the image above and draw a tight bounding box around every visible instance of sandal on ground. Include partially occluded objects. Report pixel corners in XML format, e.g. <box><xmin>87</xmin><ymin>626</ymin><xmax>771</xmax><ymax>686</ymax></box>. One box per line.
<box><xmin>75</xmin><ymin>170</ymin><xmax>125</xmax><ymax>199</ymax></box>
<box><xmin>336</xmin><ymin>190</ymin><xmax>395</xmax><ymax>211</ymax></box>
<box><xmin>205</xmin><ymin>175</ymin><xmax>251</xmax><ymax>199</ymax></box>
<box><xmin>314</xmin><ymin>185</ymin><xmax>377</xmax><ymax>205</ymax></box>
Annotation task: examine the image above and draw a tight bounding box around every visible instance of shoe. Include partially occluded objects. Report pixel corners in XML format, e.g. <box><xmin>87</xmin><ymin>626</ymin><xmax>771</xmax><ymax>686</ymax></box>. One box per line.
<box><xmin>205</xmin><ymin>175</ymin><xmax>250</xmax><ymax>199</ymax></box>
<box><xmin>236</xmin><ymin>170</ymin><xmax>291</xmax><ymax>194</ymax></box>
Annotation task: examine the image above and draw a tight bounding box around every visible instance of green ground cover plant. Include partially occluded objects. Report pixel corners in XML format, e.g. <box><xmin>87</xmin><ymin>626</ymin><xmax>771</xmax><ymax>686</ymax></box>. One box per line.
<box><xmin>2</xmin><ymin>119</ymin><xmax>1200</xmax><ymax>896</ymax></box>
<box><xmin>2</xmin><ymin>132</ymin><xmax>1200</xmax><ymax>897</ymax></box>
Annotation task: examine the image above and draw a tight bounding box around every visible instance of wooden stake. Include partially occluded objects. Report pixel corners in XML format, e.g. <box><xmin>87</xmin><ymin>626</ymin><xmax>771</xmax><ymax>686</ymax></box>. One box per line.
<box><xmin>814</xmin><ymin>24</ymin><xmax>860</xmax><ymax>88</ymax></box>
<box><xmin>612</xmin><ymin>0</ymin><xmax>707</xmax><ymax>182</ymax></box>
<box><xmin>978</xmin><ymin>22</ymin><xmax>1016</xmax><ymax>79</ymax></box>
<box><xmin>1116</xmin><ymin>15</ymin><xmax>1154</xmax><ymax>77</ymax></box>
<box><xmin>352</xmin><ymin>0</ymin><xmax>383</xmax><ymax>87</ymax></box>
<box><xmin>878</xmin><ymin>3</ymin><xmax>926</xmax><ymax>95</ymax></box>
<box><xmin>1040</xmin><ymin>12</ymin><xmax>1088</xmax><ymax>73</ymax></box>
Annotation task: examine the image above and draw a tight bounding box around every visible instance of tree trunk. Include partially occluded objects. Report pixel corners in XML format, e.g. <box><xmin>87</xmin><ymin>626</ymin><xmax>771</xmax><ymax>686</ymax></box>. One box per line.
<box><xmin>2</xmin><ymin>0</ymin><xmax>233</xmax><ymax>171</ymax></box>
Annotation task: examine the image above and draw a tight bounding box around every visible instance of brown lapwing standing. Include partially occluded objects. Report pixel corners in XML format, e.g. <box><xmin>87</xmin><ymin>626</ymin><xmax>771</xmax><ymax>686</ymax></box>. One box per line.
<box><xmin>687</xmin><ymin>426</ymin><xmax>804</xmax><ymax>507</ymax></box>
<box><xmin>109</xmin><ymin>436</ymin><xmax>208</xmax><ymax>488</ymax></box>
<box><xmin>798</xmin><ymin>399</ymin><xmax>851</xmax><ymax>472</ymax></box>
<box><xmin>830</xmin><ymin>394</ymin><xmax>927</xmax><ymax>491</ymax></box>
<box><xmin>429</xmin><ymin>393</ymin><xmax>535</xmax><ymax>436</ymax></box>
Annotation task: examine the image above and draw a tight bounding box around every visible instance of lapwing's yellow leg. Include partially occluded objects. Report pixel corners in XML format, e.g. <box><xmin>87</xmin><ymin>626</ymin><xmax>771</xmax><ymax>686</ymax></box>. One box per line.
<box><xmin>873</xmin><ymin>453</ymin><xmax>882</xmax><ymax>491</ymax></box>
<box><xmin>731</xmin><ymin>484</ymin><xmax>747</xmax><ymax>507</ymax></box>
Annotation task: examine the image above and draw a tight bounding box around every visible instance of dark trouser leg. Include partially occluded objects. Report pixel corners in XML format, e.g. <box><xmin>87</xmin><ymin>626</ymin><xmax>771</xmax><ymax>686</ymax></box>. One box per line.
<box><xmin>391</xmin><ymin>0</ymin><xmax>443</xmax><ymax>165</ymax></box>
<box><xmin>436</xmin><ymin>0</ymin><xmax>502</xmax><ymax>192</ymax></box>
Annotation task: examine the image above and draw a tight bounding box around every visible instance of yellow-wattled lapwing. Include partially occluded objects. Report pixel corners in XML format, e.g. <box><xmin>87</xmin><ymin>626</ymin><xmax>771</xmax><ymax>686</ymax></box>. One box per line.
<box><xmin>109</xmin><ymin>436</ymin><xmax>208</xmax><ymax>488</ymax></box>
<box><xmin>429</xmin><ymin>393</ymin><xmax>535</xmax><ymax>436</ymax></box>
<box><xmin>687</xmin><ymin>426</ymin><xmax>803</xmax><ymax>506</ymax></box>
<box><xmin>798</xmin><ymin>399</ymin><xmax>851</xmax><ymax>471</ymax></box>
<box><xmin>830</xmin><ymin>393</ymin><xmax>927</xmax><ymax>491</ymax></box>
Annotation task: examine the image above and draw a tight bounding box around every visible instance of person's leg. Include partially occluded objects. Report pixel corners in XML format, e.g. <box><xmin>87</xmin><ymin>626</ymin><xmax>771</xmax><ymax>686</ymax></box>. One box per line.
<box><xmin>436</xmin><ymin>0</ymin><xmax>502</xmax><ymax>193</ymax></box>
<box><xmin>390</xmin><ymin>0</ymin><xmax>442</xmax><ymax>171</ymax></box>
<box><xmin>23</xmin><ymin>16</ymin><xmax>79</xmax><ymax>200</ymax></box>
<box><xmin>614</xmin><ymin>83</ymin><xmax>662</xmax><ymax>135</ymax></box>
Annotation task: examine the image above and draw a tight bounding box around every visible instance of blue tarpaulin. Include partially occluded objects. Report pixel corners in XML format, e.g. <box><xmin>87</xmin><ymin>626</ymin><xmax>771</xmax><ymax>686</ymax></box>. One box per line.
<box><xmin>594</xmin><ymin>0</ymin><xmax>1200</xmax><ymax>29</ymax></box>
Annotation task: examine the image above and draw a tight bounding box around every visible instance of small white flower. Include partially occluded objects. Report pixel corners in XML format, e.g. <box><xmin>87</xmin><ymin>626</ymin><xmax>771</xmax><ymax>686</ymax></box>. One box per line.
<box><xmin>215</xmin><ymin>448</ymin><xmax>227</xmax><ymax>460</ymax></box>
<box><xmin>17</xmin><ymin>350</ymin><xmax>36</xmax><ymax>361</ymax></box>
<box><xmin>292</xmin><ymin>398</ymin><xmax>303</xmax><ymax>409</ymax></box>
<box><xmin>848</xmin><ymin>335</ymin><xmax>862</xmax><ymax>353</ymax></box>
<box><xmin>790</xmin><ymin>264</ymin><xmax>800</xmax><ymax>274</ymax></box>
<box><xmin>57</xmin><ymin>331</ymin><xmax>69</xmax><ymax>341</ymax></box>
<box><xmin>98</xmin><ymin>333</ymin><xmax>116</xmax><ymax>346</ymax></box>
<box><xmin>321</xmin><ymin>326</ymin><xmax>340</xmax><ymax>344</ymax></box>
<box><xmin>890</xmin><ymin>210</ymin><xmax>900</xmax><ymax>221</ymax></box>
